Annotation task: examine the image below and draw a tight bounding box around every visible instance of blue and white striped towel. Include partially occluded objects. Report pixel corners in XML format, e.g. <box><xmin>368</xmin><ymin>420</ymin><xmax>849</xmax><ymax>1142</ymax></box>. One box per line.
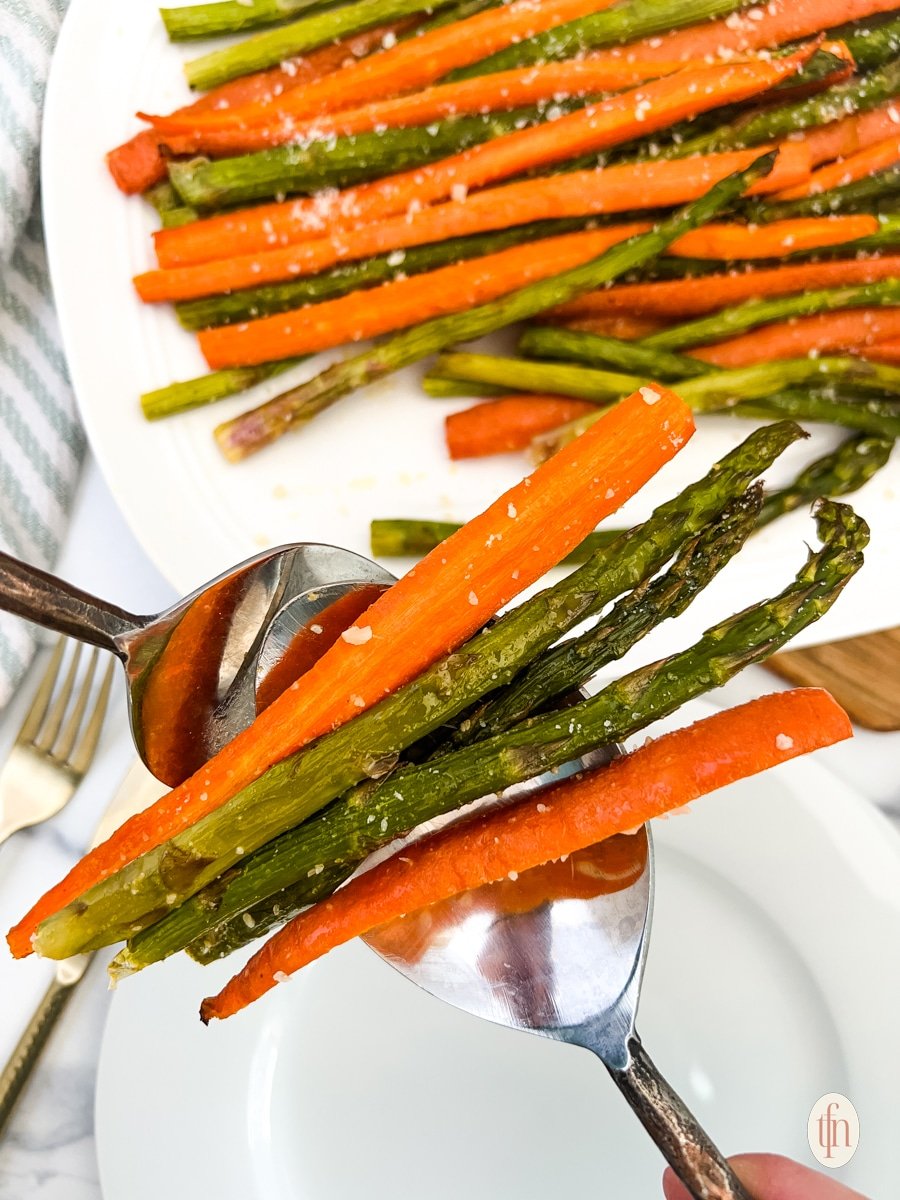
<box><xmin>0</xmin><ymin>0</ymin><xmax>84</xmax><ymax>708</ymax></box>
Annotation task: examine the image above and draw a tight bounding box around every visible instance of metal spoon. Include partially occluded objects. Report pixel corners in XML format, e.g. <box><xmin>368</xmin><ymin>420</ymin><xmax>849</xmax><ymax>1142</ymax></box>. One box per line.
<box><xmin>364</xmin><ymin>762</ymin><xmax>752</xmax><ymax>1200</ymax></box>
<box><xmin>0</xmin><ymin>545</ymin><xmax>393</xmax><ymax>787</ymax></box>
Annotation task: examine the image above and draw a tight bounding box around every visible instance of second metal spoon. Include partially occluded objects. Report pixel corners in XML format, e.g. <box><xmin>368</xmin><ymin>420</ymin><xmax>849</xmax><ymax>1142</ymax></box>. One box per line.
<box><xmin>365</xmin><ymin>763</ymin><xmax>752</xmax><ymax>1200</ymax></box>
<box><xmin>0</xmin><ymin>544</ymin><xmax>393</xmax><ymax>786</ymax></box>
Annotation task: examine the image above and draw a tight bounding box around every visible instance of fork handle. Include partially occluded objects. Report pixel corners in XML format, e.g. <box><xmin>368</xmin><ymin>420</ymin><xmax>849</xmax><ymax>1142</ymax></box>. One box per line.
<box><xmin>606</xmin><ymin>1035</ymin><xmax>755</xmax><ymax>1200</ymax></box>
<box><xmin>0</xmin><ymin>971</ymin><xmax>81</xmax><ymax>1134</ymax></box>
<box><xmin>0</xmin><ymin>551</ymin><xmax>138</xmax><ymax>652</ymax></box>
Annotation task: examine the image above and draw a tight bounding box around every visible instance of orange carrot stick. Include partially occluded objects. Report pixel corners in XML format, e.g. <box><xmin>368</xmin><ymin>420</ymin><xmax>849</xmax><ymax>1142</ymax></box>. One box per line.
<box><xmin>194</xmin><ymin>215</ymin><xmax>867</xmax><ymax>371</ymax></box>
<box><xmin>148</xmin><ymin>52</ymin><xmax>812</xmax><ymax>274</ymax></box>
<box><xmin>106</xmin><ymin>131</ymin><xmax>168</xmax><ymax>195</ymax></box>
<box><xmin>798</xmin><ymin>102</ymin><xmax>900</xmax><ymax>167</ymax></box>
<box><xmin>669</xmin><ymin>213</ymin><xmax>876</xmax><ymax>259</ymax></box>
<box><xmin>8</xmin><ymin>388</ymin><xmax>693</xmax><ymax>959</ymax></box>
<box><xmin>550</xmin><ymin>255</ymin><xmax>900</xmax><ymax>321</ymax></box>
<box><xmin>772</xmin><ymin>134</ymin><xmax>900</xmax><ymax>201</ymax></box>
<box><xmin>106</xmin><ymin>22</ymin><xmax>412</xmax><ymax>194</ymax></box>
<box><xmin>143</xmin><ymin>0</ymin><xmax>622</xmax><ymax>136</ymax></box>
<box><xmin>198</xmin><ymin>227</ymin><xmax>642</xmax><ymax>368</ymax></box>
<box><xmin>200</xmin><ymin>688</ymin><xmax>852</xmax><ymax>1021</ymax></box>
<box><xmin>858</xmin><ymin>337</ymin><xmax>900</xmax><ymax>364</ymax></box>
<box><xmin>108</xmin><ymin>67</ymin><xmax>319</xmax><ymax>194</ymax></box>
<box><xmin>153</xmin><ymin>131</ymin><xmax>813</xmax><ymax>276</ymax></box>
<box><xmin>138</xmin><ymin>148</ymin><xmax>813</xmax><ymax>304</ymax></box>
<box><xmin>445</xmin><ymin>396</ymin><xmax>596</xmax><ymax>458</ymax></box>
<box><xmin>158</xmin><ymin>55</ymin><xmax>705</xmax><ymax>159</ymax></box>
<box><xmin>593</xmin><ymin>0</ymin><xmax>898</xmax><ymax>66</ymax></box>
<box><xmin>690</xmin><ymin>309</ymin><xmax>900</xmax><ymax>367</ymax></box>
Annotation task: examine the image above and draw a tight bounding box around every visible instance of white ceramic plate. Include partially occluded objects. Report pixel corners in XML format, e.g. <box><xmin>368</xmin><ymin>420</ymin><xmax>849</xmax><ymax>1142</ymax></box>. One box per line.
<box><xmin>43</xmin><ymin>0</ymin><xmax>900</xmax><ymax>648</ymax></box>
<box><xmin>95</xmin><ymin>712</ymin><xmax>900</xmax><ymax>1199</ymax></box>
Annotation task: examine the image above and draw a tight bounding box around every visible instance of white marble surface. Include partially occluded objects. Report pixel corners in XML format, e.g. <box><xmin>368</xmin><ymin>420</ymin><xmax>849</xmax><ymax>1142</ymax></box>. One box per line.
<box><xmin>1</xmin><ymin>457</ymin><xmax>899</xmax><ymax>1200</ymax></box>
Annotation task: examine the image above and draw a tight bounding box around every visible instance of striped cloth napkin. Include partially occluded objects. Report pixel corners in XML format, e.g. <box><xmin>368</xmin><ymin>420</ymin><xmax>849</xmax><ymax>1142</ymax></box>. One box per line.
<box><xmin>0</xmin><ymin>0</ymin><xmax>85</xmax><ymax>708</ymax></box>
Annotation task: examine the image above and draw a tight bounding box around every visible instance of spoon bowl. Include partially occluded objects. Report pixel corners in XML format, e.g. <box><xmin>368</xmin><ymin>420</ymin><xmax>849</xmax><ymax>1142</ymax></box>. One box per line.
<box><xmin>365</xmin><ymin>759</ymin><xmax>753</xmax><ymax>1200</ymax></box>
<box><xmin>0</xmin><ymin>544</ymin><xmax>393</xmax><ymax>786</ymax></box>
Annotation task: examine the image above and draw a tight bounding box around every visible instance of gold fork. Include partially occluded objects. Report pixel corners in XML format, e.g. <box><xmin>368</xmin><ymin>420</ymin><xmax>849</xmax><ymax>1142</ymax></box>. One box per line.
<box><xmin>0</xmin><ymin>636</ymin><xmax>115</xmax><ymax>846</ymax></box>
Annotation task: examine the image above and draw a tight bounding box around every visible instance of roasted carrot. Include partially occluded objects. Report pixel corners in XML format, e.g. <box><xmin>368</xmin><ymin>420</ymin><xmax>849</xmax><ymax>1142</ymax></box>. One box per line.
<box><xmin>799</xmin><ymin>102</ymin><xmax>900</xmax><ymax>168</ymax></box>
<box><xmin>109</xmin><ymin>70</ymin><xmax>317</xmax><ymax>194</ymax></box>
<box><xmin>148</xmin><ymin>53</ymin><xmax>812</xmax><ymax>275</ymax></box>
<box><xmin>139</xmin><ymin>150</ymin><xmax>813</xmax><ymax>304</ymax></box>
<box><xmin>773</xmin><ymin>134</ymin><xmax>900</xmax><ymax>201</ymax></box>
<box><xmin>859</xmin><ymin>338</ymin><xmax>900</xmax><ymax>363</ymax></box>
<box><xmin>593</xmin><ymin>0</ymin><xmax>898</xmax><ymax>66</ymax></box>
<box><xmin>200</xmin><ymin>688</ymin><xmax>852</xmax><ymax>1021</ymax></box>
<box><xmin>445</xmin><ymin>396</ymin><xmax>596</xmax><ymax>459</ymax></box>
<box><xmin>8</xmin><ymin>388</ymin><xmax>693</xmax><ymax>959</ymax></box>
<box><xmin>106</xmin><ymin>22</ymin><xmax>412</xmax><ymax>193</ymax></box>
<box><xmin>153</xmin><ymin>146</ymin><xmax>815</xmax><ymax>283</ymax></box>
<box><xmin>158</xmin><ymin>55</ymin><xmax>705</xmax><ymax>159</ymax></box>
<box><xmin>195</xmin><ymin>215</ymin><xmax>861</xmax><ymax>370</ymax></box>
<box><xmin>198</xmin><ymin>227</ymin><xmax>642</xmax><ymax>368</ymax></box>
<box><xmin>690</xmin><ymin>309</ymin><xmax>900</xmax><ymax>367</ymax></box>
<box><xmin>106</xmin><ymin>131</ymin><xmax>168</xmax><ymax>196</ymax></box>
<box><xmin>151</xmin><ymin>141</ymin><xmax>816</xmax><ymax>272</ymax></box>
<box><xmin>662</xmin><ymin>213</ymin><xmax>876</xmax><ymax>260</ymax></box>
<box><xmin>550</xmin><ymin>255</ymin><xmax>900</xmax><ymax>321</ymax></box>
<box><xmin>143</xmin><ymin>0</ymin><xmax>622</xmax><ymax>136</ymax></box>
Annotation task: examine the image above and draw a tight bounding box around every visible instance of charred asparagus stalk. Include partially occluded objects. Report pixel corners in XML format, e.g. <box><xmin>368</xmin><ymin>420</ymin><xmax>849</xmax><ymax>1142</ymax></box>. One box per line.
<box><xmin>673</xmin><ymin>59</ymin><xmax>900</xmax><ymax>158</ymax></box>
<box><xmin>370</xmin><ymin>518</ymin><xmax>620</xmax><ymax>560</ymax></box>
<box><xmin>184</xmin><ymin>0</ymin><xmax>457</xmax><ymax>88</ymax></box>
<box><xmin>642</xmin><ymin>280</ymin><xmax>900</xmax><ymax>351</ymax></box>
<box><xmin>167</xmin><ymin>107</ymin><xmax>559</xmax><ymax>208</ymax></box>
<box><xmin>450</xmin><ymin>0</ymin><xmax>747</xmax><ymax>79</ymax></box>
<box><xmin>162</xmin><ymin>0</ymin><xmax>331</xmax><ymax>41</ymax></box>
<box><xmin>428</xmin><ymin>351</ymin><xmax>900</xmax><ymax>409</ymax></box>
<box><xmin>37</xmin><ymin>423</ymin><xmax>803</xmax><ymax>964</ymax></box>
<box><xmin>518</xmin><ymin>325</ymin><xmax>709</xmax><ymax>379</ymax></box>
<box><xmin>735</xmin><ymin>391</ymin><xmax>900</xmax><ymax>439</ymax></box>
<box><xmin>750</xmin><ymin>165</ymin><xmax>900</xmax><ymax>223</ymax></box>
<box><xmin>458</xmin><ymin>487</ymin><xmax>763</xmax><ymax>742</ymax></box>
<box><xmin>141</xmin><ymin>361</ymin><xmax>302</xmax><ymax>420</ymax></box>
<box><xmin>757</xmin><ymin>434</ymin><xmax>894</xmax><ymax>528</ymax></box>
<box><xmin>163</xmin><ymin>496</ymin><xmax>865</xmax><ymax>968</ymax></box>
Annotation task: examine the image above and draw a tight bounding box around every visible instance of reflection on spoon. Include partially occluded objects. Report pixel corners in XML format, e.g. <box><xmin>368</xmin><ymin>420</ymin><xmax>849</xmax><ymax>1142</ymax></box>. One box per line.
<box><xmin>369</xmin><ymin>834</ymin><xmax>648</xmax><ymax>967</ymax></box>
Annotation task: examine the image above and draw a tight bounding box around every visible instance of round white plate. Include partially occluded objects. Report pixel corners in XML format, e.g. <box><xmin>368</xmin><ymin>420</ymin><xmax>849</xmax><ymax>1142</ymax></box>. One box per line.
<box><xmin>43</xmin><ymin>0</ymin><xmax>900</xmax><ymax>648</ymax></box>
<box><xmin>95</xmin><ymin>723</ymin><xmax>900</xmax><ymax>1199</ymax></box>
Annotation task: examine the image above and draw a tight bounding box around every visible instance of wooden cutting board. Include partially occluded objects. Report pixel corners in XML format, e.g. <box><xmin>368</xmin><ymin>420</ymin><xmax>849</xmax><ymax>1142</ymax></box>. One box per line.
<box><xmin>766</xmin><ymin>627</ymin><xmax>900</xmax><ymax>731</ymax></box>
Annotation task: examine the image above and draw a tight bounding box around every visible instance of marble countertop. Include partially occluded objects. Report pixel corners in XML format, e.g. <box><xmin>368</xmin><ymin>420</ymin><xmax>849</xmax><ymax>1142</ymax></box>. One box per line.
<box><xmin>1</xmin><ymin>458</ymin><xmax>899</xmax><ymax>1200</ymax></box>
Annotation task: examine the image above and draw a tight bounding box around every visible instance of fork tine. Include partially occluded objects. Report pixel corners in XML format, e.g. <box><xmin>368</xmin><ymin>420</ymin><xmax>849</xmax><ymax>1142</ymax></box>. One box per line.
<box><xmin>54</xmin><ymin>648</ymin><xmax>99</xmax><ymax>763</ymax></box>
<box><xmin>68</xmin><ymin>657</ymin><xmax>115</xmax><ymax>777</ymax></box>
<box><xmin>16</xmin><ymin>637</ymin><xmax>67</xmax><ymax>746</ymax></box>
<box><xmin>33</xmin><ymin>643</ymin><xmax>82</xmax><ymax>754</ymax></box>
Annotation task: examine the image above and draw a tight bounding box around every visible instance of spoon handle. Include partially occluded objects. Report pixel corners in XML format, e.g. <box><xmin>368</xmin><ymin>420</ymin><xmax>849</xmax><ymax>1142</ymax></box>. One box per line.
<box><xmin>0</xmin><ymin>552</ymin><xmax>138</xmax><ymax>652</ymax></box>
<box><xmin>606</xmin><ymin>1035</ymin><xmax>755</xmax><ymax>1200</ymax></box>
